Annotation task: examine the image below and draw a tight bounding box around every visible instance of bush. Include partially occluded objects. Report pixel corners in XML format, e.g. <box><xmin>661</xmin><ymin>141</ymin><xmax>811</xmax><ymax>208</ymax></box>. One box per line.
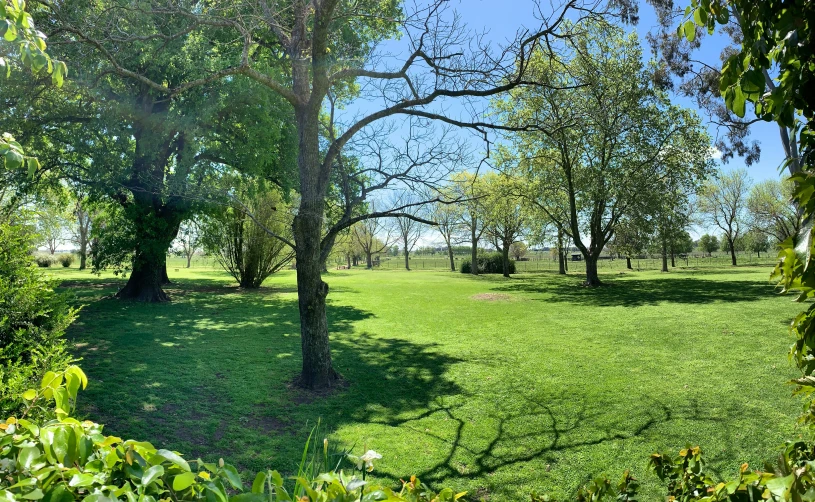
<box><xmin>0</xmin><ymin>224</ymin><xmax>75</xmax><ymax>417</ymax></box>
<box><xmin>200</xmin><ymin>188</ymin><xmax>295</xmax><ymax>288</ymax></box>
<box><xmin>57</xmin><ymin>253</ymin><xmax>74</xmax><ymax>267</ymax></box>
<box><xmin>460</xmin><ymin>252</ymin><xmax>515</xmax><ymax>274</ymax></box>
<box><xmin>0</xmin><ymin>367</ymin><xmax>464</xmax><ymax>502</ymax></box>
<box><xmin>34</xmin><ymin>254</ymin><xmax>53</xmax><ymax>267</ymax></box>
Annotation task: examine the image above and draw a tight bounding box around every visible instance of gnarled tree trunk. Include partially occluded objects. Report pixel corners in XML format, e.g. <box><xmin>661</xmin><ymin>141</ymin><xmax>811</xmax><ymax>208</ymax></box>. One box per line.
<box><xmin>584</xmin><ymin>255</ymin><xmax>600</xmax><ymax>286</ymax></box>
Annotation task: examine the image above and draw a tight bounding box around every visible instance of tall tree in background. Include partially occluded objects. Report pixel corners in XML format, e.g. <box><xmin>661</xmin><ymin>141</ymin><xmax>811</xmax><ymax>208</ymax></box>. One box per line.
<box><xmin>70</xmin><ymin>197</ymin><xmax>93</xmax><ymax>270</ymax></box>
<box><xmin>393</xmin><ymin>202</ymin><xmax>424</xmax><ymax>271</ymax></box>
<box><xmin>746</xmin><ymin>179</ymin><xmax>799</xmax><ymax>245</ymax></box>
<box><xmin>698</xmin><ymin>169</ymin><xmax>751</xmax><ymax>266</ymax></box>
<box><xmin>483</xmin><ymin>174</ymin><xmax>529</xmax><ymax>278</ymax></box>
<box><xmin>429</xmin><ymin>196</ymin><xmax>462</xmax><ymax>272</ymax></box>
<box><xmin>451</xmin><ymin>172</ymin><xmax>489</xmax><ymax>276</ymax></box>
<box><xmin>499</xmin><ymin>21</ymin><xmax>712</xmax><ymax>286</ymax></box>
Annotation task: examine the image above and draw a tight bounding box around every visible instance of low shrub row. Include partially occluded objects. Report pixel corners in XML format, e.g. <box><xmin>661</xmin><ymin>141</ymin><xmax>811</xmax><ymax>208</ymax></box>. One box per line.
<box><xmin>33</xmin><ymin>253</ymin><xmax>75</xmax><ymax>268</ymax></box>
<box><xmin>460</xmin><ymin>253</ymin><xmax>515</xmax><ymax>274</ymax></box>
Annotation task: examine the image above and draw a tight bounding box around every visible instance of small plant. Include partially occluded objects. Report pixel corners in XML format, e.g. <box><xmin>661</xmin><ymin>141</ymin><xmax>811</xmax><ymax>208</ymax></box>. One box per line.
<box><xmin>57</xmin><ymin>253</ymin><xmax>74</xmax><ymax>267</ymax></box>
<box><xmin>34</xmin><ymin>254</ymin><xmax>53</xmax><ymax>267</ymax></box>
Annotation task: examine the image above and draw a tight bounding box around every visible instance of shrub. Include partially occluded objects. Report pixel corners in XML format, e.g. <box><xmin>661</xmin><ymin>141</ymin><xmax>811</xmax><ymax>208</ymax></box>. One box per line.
<box><xmin>34</xmin><ymin>254</ymin><xmax>53</xmax><ymax>267</ymax></box>
<box><xmin>200</xmin><ymin>188</ymin><xmax>295</xmax><ymax>288</ymax></box>
<box><xmin>460</xmin><ymin>252</ymin><xmax>515</xmax><ymax>274</ymax></box>
<box><xmin>0</xmin><ymin>367</ymin><xmax>465</xmax><ymax>502</ymax></box>
<box><xmin>57</xmin><ymin>253</ymin><xmax>74</xmax><ymax>267</ymax></box>
<box><xmin>0</xmin><ymin>224</ymin><xmax>75</xmax><ymax>418</ymax></box>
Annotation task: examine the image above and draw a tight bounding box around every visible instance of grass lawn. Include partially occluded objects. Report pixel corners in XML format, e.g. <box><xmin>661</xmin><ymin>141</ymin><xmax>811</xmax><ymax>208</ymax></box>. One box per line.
<box><xmin>50</xmin><ymin>262</ymin><xmax>805</xmax><ymax>500</ymax></box>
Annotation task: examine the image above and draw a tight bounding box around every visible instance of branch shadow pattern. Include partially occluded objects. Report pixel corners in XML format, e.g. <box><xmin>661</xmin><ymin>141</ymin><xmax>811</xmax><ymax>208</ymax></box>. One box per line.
<box><xmin>491</xmin><ymin>274</ymin><xmax>776</xmax><ymax>307</ymax></box>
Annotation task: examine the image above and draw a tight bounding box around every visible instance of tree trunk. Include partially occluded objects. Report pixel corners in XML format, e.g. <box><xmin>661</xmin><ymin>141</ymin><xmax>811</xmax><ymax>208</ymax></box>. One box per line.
<box><xmin>366</xmin><ymin>252</ymin><xmax>373</xmax><ymax>269</ymax></box>
<box><xmin>447</xmin><ymin>244</ymin><xmax>455</xmax><ymax>272</ymax></box>
<box><xmin>116</xmin><ymin>254</ymin><xmax>169</xmax><ymax>302</ymax></box>
<box><xmin>501</xmin><ymin>241</ymin><xmax>511</xmax><ymax>278</ymax></box>
<box><xmin>79</xmin><ymin>252</ymin><xmax>87</xmax><ymax>270</ymax></box>
<box><xmin>404</xmin><ymin>248</ymin><xmax>410</xmax><ymax>271</ymax></box>
<box><xmin>557</xmin><ymin>229</ymin><xmax>565</xmax><ymax>275</ymax></box>
<box><xmin>292</xmin><ymin>105</ymin><xmax>339</xmax><ymax>390</ymax></box>
<box><xmin>161</xmin><ymin>261</ymin><xmax>171</xmax><ymax>285</ymax></box>
<box><xmin>470</xmin><ymin>220</ymin><xmax>479</xmax><ymax>275</ymax></box>
<box><xmin>661</xmin><ymin>235</ymin><xmax>668</xmax><ymax>272</ymax></box>
<box><xmin>186</xmin><ymin>253</ymin><xmax>192</xmax><ymax>268</ymax></box>
<box><xmin>346</xmin><ymin>254</ymin><xmax>351</xmax><ymax>269</ymax></box>
<box><xmin>729</xmin><ymin>238</ymin><xmax>737</xmax><ymax>266</ymax></box>
<box><xmin>626</xmin><ymin>256</ymin><xmax>632</xmax><ymax>269</ymax></box>
<box><xmin>563</xmin><ymin>250</ymin><xmax>568</xmax><ymax>271</ymax></box>
<box><xmin>584</xmin><ymin>255</ymin><xmax>600</xmax><ymax>286</ymax></box>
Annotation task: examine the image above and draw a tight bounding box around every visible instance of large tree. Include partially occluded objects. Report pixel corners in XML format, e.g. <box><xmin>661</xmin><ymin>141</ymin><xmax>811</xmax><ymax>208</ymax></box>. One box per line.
<box><xmin>482</xmin><ymin>173</ymin><xmax>529</xmax><ymax>278</ymax></box>
<box><xmin>499</xmin><ymin>21</ymin><xmax>712</xmax><ymax>286</ymax></box>
<box><xmin>10</xmin><ymin>2</ymin><xmax>296</xmax><ymax>302</ymax></box>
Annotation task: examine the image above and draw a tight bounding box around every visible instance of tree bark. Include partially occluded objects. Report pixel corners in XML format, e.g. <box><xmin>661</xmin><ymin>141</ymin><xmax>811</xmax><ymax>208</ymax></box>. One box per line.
<box><xmin>292</xmin><ymin>104</ymin><xmax>339</xmax><ymax>389</ymax></box>
<box><xmin>346</xmin><ymin>254</ymin><xmax>351</xmax><ymax>269</ymax></box>
<box><xmin>729</xmin><ymin>238</ymin><xmax>738</xmax><ymax>266</ymax></box>
<box><xmin>563</xmin><ymin>250</ymin><xmax>568</xmax><ymax>271</ymax></box>
<box><xmin>661</xmin><ymin>235</ymin><xmax>668</xmax><ymax>272</ymax></box>
<box><xmin>403</xmin><ymin>248</ymin><xmax>410</xmax><ymax>270</ymax></box>
<box><xmin>447</xmin><ymin>244</ymin><xmax>455</xmax><ymax>272</ymax></box>
<box><xmin>626</xmin><ymin>256</ymin><xmax>632</xmax><ymax>269</ymax></box>
<box><xmin>116</xmin><ymin>254</ymin><xmax>169</xmax><ymax>302</ymax></box>
<box><xmin>557</xmin><ymin>229</ymin><xmax>566</xmax><ymax>275</ymax></box>
<box><xmin>470</xmin><ymin>219</ymin><xmax>479</xmax><ymax>275</ymax></box>
<box><xmin>501</xmin><ymin>241</ymin><xmax>511</xmax><ymax>278</ymax></box>
<box><xmin>186</xmin><ymin>253</ymin><xmax>192</xmax><ymax>268</ymax></box>
<box><xmin>584</xmin><ymin>255</ymin><xmax>600</xmax><ymax>286</ymax></box>
<box><xmin>79</xmin><ymin>252</ymin><xmax>87</xmax><ymax>270</ymax></box>
<box><xmin>365</xmin><ymin>251</ymin><xmax>373</xmax><ymax>269</ymax></box>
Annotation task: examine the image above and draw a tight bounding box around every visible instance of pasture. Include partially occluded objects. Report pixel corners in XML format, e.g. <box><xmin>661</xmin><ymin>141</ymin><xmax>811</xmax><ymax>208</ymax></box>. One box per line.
<box><xmin>52</xmin><ymin>262</ymin><xmax>802</xmax><ymax>500</ymax></box>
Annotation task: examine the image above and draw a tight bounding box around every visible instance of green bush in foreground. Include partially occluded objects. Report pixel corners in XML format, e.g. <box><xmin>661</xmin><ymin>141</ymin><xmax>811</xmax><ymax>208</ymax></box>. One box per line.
<box><xmin>460</xmin><ymin>253</ymin><xmax>515</xmax><ymax>274</ymax></box>
<box><xmin>0</xmin><ymin>367</ymin><xmax>467</xmax><ymax>502</ymax></box>
<box><xmin>0</xmin><ymin>224</ymin><xmax>75</xmax><ymax>418</ymax></box>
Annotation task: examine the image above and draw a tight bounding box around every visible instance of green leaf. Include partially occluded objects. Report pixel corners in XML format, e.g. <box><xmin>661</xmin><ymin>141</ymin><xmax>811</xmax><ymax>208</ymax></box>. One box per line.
<box><xmin>68</xmin><ymin>473</ymin><xmax>95</xmax><ymax>488</ymax></box>
<box><xmin>21</xmin><ymin>489</ymin><xmax>44</xmax><ymax>500</ymax></box>
<box><xmin>251</xmin><ymin>472</ymin><xmax>266</xmax><ymax>494</ymax></box>
<box><xmin>5</xmin><ymin>149</ymin><xmax>22</xmax><ymax>169</ymax></box>
<box><xmin>22</xmin><ymin>389</ymin><xmax>37</xmax><ymax>401</ymax></box>
<box><xmin>693</xmin><ymin>8</ymin><xmax>707</xmax><ymax>26</ymax></box>
<box><xmin>732</xmin><ymin>85</ymin><xmax>746</xmax><ymax>117</ymax></box>
<box><xmin>172</xmin><ymin>472</ymin><xmax>196</xmax><ymax>491</ymax></box>
<box><xmin>683</xmin><ymin>21</ymin><xmax>696</xmax><ymax>42</ymax></box>
<box><xmin>222</xmin><ymin>465</ymin><xmax>243</xmax><ymax>490</ymax></box>
<box><xmin>141</xmin><ymin>465</ymin><xmax>165</xmax><ymax>486</ymax></box>
<box><xmin>154</xmin><ymin>449</ymin><xmax>190</xmax><ymax>472</ymax></box>
<box><xmin>18</xmin><ymin>447</ymin><xmax>41</xmax><ymax>469</ymax></box>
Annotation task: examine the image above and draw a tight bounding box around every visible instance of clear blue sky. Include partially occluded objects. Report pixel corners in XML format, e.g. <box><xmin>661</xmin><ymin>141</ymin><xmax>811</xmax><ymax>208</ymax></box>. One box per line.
<box><xmin>441</xmin><ymin>0</ymin><xmax>788</xmax><ymax>184</ymax></box>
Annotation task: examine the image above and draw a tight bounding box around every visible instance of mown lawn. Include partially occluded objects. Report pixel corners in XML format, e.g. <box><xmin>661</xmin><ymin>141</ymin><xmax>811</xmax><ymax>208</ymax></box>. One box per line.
<box><xmin>51</xmin><ymin>262</ymin><xmax>805</xmax><ymax>500</ymax></box>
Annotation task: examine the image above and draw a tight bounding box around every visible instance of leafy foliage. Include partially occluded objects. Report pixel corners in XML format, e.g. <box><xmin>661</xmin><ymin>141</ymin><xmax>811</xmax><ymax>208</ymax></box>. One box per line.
<box><xmin>199</xmin><ymin>189</ymin><xmax>294</xmax><ymax>289</ymax></box>
<box><xmin>0</xmin><ymin>224</ymin><xmax>74</xmax><ymax>417</ymax></box>
<box><xmin>460</xmin><ymin>253</ymin><xmax>515</xmax><ymax>275</ymax></box>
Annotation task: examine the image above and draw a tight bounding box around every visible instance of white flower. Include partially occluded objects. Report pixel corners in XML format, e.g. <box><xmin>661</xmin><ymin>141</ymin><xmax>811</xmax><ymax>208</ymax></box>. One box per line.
<box><xmin>359</xmin><ymin>450</ymin><xmax>382</xmax><ymax>472</ymax></box>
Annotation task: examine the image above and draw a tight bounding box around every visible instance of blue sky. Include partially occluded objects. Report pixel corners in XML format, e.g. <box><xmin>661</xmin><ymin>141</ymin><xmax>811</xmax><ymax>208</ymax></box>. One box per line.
<box><xmin>439</xmin><ymin>0</ymin><xmax>789</xmax><ymax>184</ymax></box>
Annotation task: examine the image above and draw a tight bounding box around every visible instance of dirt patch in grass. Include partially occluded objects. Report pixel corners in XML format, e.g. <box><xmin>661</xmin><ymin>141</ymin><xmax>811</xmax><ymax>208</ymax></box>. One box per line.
<box><xmin>470</xmin><ymin>293</ymin><xmax>512</xmax><ymax>301</ymax></box>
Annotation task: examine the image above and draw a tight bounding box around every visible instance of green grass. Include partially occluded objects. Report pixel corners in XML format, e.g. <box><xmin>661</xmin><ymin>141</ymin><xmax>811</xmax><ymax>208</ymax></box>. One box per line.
<box><xmin>51</xmin><ymin>260</ymin><xmax>805</xmax><ymax>500</ymax></box>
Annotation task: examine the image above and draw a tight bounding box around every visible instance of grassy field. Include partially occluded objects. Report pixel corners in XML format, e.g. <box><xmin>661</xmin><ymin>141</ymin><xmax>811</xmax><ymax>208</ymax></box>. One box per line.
<box><xmin>50</xmin><ymin>260</ymin><xmax>805</xmax><ymax>500</ymax></box>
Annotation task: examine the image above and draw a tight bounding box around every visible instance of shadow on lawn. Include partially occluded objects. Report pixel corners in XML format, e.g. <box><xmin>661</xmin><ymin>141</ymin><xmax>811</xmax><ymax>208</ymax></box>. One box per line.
<box><xmin>65</xmin><ymin>279</ymin><xmax>462</xmax><ymax>471</ymax></box>
<box><xmin>493</xmin><ymin>274</ymin><xmax>776</xmax><ymax>307</ymax></box>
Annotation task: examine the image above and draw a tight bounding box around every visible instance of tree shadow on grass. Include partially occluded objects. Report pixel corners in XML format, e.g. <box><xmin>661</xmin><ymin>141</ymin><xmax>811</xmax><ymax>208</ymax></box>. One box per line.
<box><xmin>65</xmin><ymin>280</ymin><xmax>463</xmax><ymax>474</ymax></box>
<box><xmin>492</xmin><ymin>274</ymin><xmax>777</xmax><ymax>307</ymax></box>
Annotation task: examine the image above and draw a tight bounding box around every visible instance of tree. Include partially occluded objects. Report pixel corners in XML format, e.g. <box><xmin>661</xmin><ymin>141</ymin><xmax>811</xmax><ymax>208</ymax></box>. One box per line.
<box><xmin>608</xmin><ymin>217</ymin><xmax>650</xmax><ymax>269</ymax></box>
<box><xmin>499</xmin><ymin>21</ymin><xmax>712</xmax><ymax>286</ymax></box>
<box><xmin>698</xmin><ymin>169</ymin><xmax>751</xmax><ymax>266</ymax></box>
<box><xmin>746</xmin><ymin>179</ymin><xmax>799</xmax><ymax>245</ymax></box>
<box><xmin>392</xmin><ymin>198</ymin><xmax>425</xmax><ymax>271</ymax></box>
<box><xmin>743</xmin><ymin>228</ymin><xmax>770</xmax><ymax>257</ymax></box>
<box><xmin>35</xmin><ymin>194</ymin><xmax>70</xmax><ymax>255</ymax></box>
<box><xmin>175</xmin><ymin>222</ymin><xmax>200</xmax><ymax>269</ymax></box>
<box><xmin>451</xmin><ymin>172</ymin><xmax>489</xmax><ymax>276</ymax></box>
<box><xmin>510</xmin><ymin>241</ymin><xmax>528</xmax><ymax>261</ymax></box>
<box><xmin>200</xmin><ymin>189</ymin><xmax>295</xmax><ymax>288</ymax></box>
<box><xmin>429</xmin><ymin>196</ymin><xmax>462</xmax><ymax>272</ymax></box>
<box><xmin>352</xmin><ymin>218</ymin><xmax>390</xmax><ymax>270</ymax></box>
<box><xmin>70</xmin><ymin>197</ymin><xmax>93</xmax><ymax>270</ymax></box>
<box><xmin>482</xmin><ymin>173</ymin><xmax>529</xmax><ymax>278</ymax></box>
<box><xmin>698</xmin><ymin>234</ymin><xmax>720</xmax><ymax>256</ymax></box>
